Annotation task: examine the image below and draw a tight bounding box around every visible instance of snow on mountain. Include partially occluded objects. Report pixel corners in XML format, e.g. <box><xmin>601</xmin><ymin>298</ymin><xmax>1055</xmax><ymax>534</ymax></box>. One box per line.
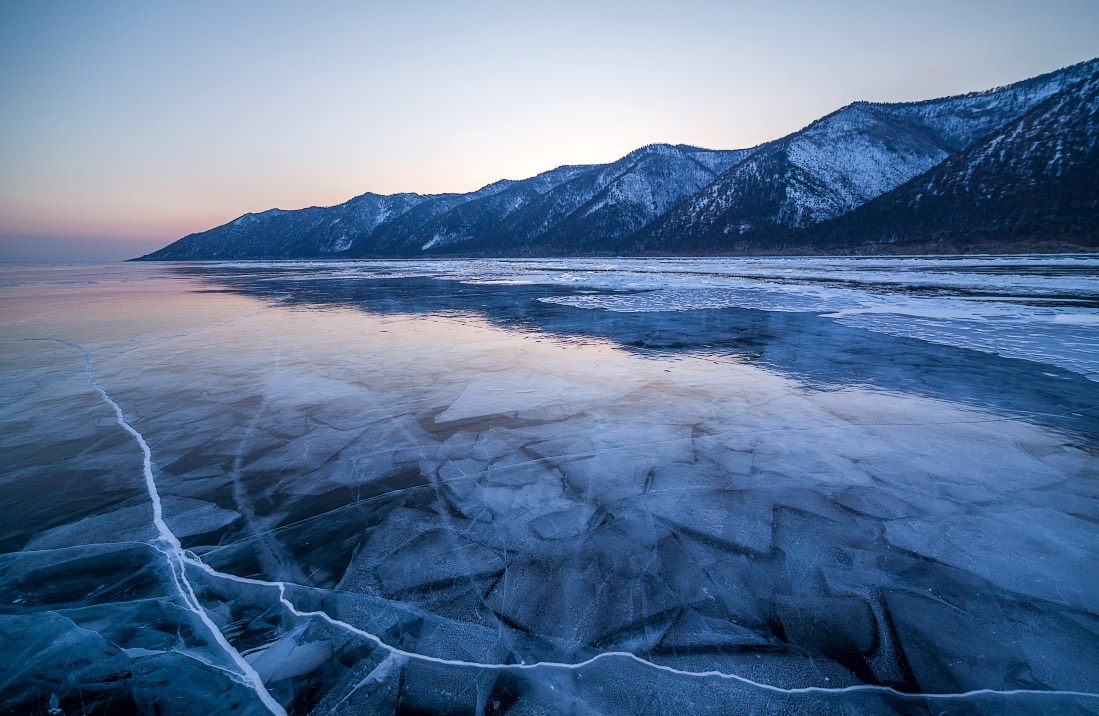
<box><xmin>397</xmin><ymin>164</ymin><xmax>597</xmax><ymax>252</ymax></box>
<box><xmin>469</xmin><ymin>144</ymin><xmax>751</xmax><ymax>254</ymax></box>
<box><xmin>801</xmin><ymin>68</ymin><xmax>1099</xmax><ymax>251</ymax></box>
<box><xmin>632</xmin><ymin>57</ymin><xmax>1099</xmax><ymax>253</ymax></box>
<box><xmin>780</xmin><ymin>105</ymin><xmax>952</xmax><ymax>226</ymax></box>
<box><xmin>140</xmin><ymin>140</ymin><xmax>749</xmax><ymax>260</ymax></box>
<box><xmin>139</xmin><ymin>58</ymin><xmax>1099</xmax><ymax>260</ymax></box>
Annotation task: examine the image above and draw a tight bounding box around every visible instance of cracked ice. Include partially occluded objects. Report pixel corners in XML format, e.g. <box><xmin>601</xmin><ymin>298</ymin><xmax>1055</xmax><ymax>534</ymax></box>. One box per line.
<box><xmin>1</xmin><ymin>259</ymin><xmax>1098</xmax><ymax>715</ymax></box>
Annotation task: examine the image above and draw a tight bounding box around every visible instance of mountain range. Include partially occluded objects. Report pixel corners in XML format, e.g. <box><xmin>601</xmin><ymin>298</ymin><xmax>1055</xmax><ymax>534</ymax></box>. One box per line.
<box><xmin>140</xmin><ymin>59</ymin><xmax>1099</xmax><ymax>260</ymax></box>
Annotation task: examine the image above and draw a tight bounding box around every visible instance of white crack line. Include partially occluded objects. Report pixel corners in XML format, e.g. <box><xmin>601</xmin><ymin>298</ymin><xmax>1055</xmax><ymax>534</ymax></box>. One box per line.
<box><xmin>24</xmin><ymin>338</ymin><xmax>287</xmax><ymax>716</ymax></box>
<box><xmin>18</xmin><ymin>336</ymin><xmax>1099</xmax><ymax>706</ymax></box>
<box><xmin>185</xmin><ymin>558</ymin><xmax>1099</xmax><ymax>704</ymax></box>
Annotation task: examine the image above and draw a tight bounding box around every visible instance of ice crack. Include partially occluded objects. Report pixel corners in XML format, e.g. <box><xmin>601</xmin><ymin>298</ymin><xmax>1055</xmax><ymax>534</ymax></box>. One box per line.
<box><xmin>184</xmin><ymin>558</ymin><xmax>1099</xmax><ymax>704</ymax></box>
<box><xmin>17</xmin><ymin>336</ymin><xmax>1099</xmax><ymax>708</ymax></box>
<box><xmin>21</xmin><ymin>337</ymin><xmax>287</xmax><ymax>716</ymax></box>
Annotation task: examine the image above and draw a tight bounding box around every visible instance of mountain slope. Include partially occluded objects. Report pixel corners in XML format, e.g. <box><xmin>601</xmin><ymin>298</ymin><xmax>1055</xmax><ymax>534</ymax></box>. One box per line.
<box><xmin>142</xmin><ymin>144</ymin><xmax>745</xmax><ymax>260</ymax></box>
<box><xmin>138</xmin><ymin>58</ymin><xmax>1099</xmax><ymax>260</ymax></box>
<box><xmin>629</xmin><ymin>58</ymin><xmax>1099</xmax><ymax>253</ymax></box>
<box><xmin>451</xmin><ymin>144</ymin><xmax>752</xmax><ymax>255</ymax></box>
<box><xmin>359</xmin><ymin>165</ymin><xmax>594</xmax><ymax>255</ymax></box>
<box><xmin>143</xmin><ymin>182</ymin><xmax>525</xmax><ymax>260</ymax></box>
<box><xmin>794</xmin><ymin>69</ymin><xmax>1099</xmax><ymax>252</ymax></box>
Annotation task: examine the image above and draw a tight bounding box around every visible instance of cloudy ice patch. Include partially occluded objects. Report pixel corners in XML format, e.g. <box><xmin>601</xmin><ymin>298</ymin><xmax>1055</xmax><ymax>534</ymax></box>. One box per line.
<box><xmin>200</xmin><ymin>255</ymin><xmax>1099</xmax><ymax>379</ymax></box>
<box><xmin>520</xmin><ymin>258</ymin><xmax>1099</xmax><ymax>380</ymax></box>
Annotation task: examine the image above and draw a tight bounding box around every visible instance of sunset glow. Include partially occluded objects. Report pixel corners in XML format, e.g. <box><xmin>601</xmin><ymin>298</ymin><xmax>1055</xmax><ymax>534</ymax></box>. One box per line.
<box><xmin>1</xmin><ymin>0</ymin><xmax>1097</xmax><ymax>259</ymax></box>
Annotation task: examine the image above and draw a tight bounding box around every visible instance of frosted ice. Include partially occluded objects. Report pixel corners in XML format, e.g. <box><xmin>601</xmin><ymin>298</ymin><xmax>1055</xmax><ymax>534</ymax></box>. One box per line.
<box><xmin>1</xmin><ymin>259</ymin><xmax>1097</xmax><ymax>714</ymax></box>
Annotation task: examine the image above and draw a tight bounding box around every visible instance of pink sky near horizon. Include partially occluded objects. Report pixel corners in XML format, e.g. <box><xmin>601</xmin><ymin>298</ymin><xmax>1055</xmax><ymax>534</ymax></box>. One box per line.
<box><xmin>2</xmin><ymin>1</ymin><xmax>1098</xmax><ymax>261</ymax></box>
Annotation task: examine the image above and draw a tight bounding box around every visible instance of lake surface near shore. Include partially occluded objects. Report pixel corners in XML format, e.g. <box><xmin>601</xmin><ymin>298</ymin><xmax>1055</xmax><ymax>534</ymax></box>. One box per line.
<box><xmin>2</xmin><ymin>257</ymin><xmax>1098</xmax><ymax>715</ymax></box>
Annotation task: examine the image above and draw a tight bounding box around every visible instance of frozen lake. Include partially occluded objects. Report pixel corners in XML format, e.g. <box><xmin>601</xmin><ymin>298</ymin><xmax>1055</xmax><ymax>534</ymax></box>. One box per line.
<box><xmin>2</xmin><ymin>257</ymin><xmax>1098</xmax><ymax>715</ymax></box>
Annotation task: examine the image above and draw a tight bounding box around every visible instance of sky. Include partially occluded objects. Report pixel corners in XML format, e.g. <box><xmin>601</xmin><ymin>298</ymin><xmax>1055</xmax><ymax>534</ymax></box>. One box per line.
<box><xmin>1</xmin><ymin>1</ymin><xmax>1097</xmax><ymax>261</ymax></box>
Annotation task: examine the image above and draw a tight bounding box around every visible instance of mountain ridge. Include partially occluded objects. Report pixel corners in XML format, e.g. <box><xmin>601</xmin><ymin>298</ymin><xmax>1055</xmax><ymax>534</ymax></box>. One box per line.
<box><xmin>789</xmin><ymin>69</ymin><xmax>1099</xmax><ymax>254</ymax></box>
<box><xmin>627</xmin><ymin>57</ymin><xmax>1099</xmax><ymax>254</ymax></box>
<box><xmin>138</xmin><ymin>58</ymin><xmax>1099</xmax><ymax>260</ymax></box>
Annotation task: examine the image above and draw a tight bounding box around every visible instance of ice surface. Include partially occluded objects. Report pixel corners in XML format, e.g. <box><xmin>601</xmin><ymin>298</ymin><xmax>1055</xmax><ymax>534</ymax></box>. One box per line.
<box><xmin>1</xmin><ymin>259</ymin><xmax>1098</xmax><ymax>714</ymax></box>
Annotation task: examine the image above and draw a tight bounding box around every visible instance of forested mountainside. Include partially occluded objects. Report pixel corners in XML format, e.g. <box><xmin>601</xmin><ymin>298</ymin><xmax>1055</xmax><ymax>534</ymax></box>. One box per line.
<box><xmin>789</xmin><ymin>70</ymin><xmax>1099</xmax><ymax>254</ymax></box>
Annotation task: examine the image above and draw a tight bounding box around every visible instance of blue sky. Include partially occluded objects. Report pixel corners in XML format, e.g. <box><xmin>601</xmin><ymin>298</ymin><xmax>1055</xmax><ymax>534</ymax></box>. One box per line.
<box><xmin>2</xmin><ymin>0</ymin><xmax>1097</xmax><ymax>260</ymax></box>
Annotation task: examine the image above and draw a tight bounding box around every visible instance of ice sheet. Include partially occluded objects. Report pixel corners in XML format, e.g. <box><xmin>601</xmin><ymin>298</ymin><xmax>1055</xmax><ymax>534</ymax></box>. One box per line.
<box><xmin>2</xmin><ymin>260</ymin><xmax>1097</xmax><ymax>715</ymax></box>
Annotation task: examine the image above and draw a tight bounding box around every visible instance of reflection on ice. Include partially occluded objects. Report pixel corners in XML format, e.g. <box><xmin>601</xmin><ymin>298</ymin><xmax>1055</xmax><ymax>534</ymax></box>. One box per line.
<box><xmin>1</xmin><ymin>259</ymin><xmax>1098</xmax><ymax>715</ymax></box>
